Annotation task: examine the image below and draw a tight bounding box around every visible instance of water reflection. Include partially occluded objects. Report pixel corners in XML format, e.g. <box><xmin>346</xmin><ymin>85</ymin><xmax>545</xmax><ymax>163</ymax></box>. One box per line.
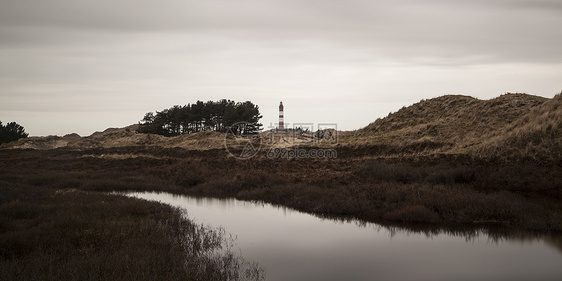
<box><xmin>124</xmin><ymin>192</ymin><xmax>562</xmax><ymax>281</ymax></box>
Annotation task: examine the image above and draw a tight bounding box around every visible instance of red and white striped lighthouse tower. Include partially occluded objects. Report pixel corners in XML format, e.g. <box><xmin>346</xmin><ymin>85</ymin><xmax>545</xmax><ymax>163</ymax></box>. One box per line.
<box><xmin>279</xmin><ymin>101</ymin><xmax>284</xmax><ymax>130</ymax></box>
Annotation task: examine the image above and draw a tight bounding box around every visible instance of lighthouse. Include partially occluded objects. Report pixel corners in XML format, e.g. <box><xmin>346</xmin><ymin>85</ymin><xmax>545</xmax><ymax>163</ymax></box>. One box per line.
<box><xmin>279</xmin><ymin>101</ymin><xmax>284</xmax><ymax>130</ymax></box>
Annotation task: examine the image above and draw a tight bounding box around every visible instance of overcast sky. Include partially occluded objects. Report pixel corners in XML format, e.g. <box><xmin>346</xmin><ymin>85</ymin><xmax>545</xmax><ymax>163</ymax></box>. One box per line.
<box><xmin>1</xmin><ymin>0</ymin><xmax>561</xmax><ymax>136</ymax></box>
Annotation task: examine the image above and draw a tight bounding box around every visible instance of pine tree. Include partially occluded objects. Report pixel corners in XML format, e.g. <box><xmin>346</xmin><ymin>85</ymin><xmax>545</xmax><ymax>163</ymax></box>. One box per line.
<box><xmin>0</xmin><ymin>121</ymin><xmax>29</xmax><ymax>144</ymax></box>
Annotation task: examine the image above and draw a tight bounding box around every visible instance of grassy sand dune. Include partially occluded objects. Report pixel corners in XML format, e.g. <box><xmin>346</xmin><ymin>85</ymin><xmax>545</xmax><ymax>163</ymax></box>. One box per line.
<box><xmin>342</xmin><ymin>92</ymin><xmax>560</xmax><ymax>161</ymax></box>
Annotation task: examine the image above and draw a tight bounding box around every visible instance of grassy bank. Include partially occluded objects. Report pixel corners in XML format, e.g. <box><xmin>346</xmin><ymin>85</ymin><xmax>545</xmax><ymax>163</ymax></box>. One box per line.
<box><xmin>1</xmin><ymin>147</ymin><xmax>561</xmax><ymax>235</ymax></box>
<box><xmin>0</xmin><ymin>168</ymin><xmax>264</xmax><ymax>280</ymax></box>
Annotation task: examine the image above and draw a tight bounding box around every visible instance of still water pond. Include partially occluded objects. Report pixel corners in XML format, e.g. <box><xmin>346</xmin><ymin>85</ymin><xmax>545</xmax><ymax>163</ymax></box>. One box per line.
<box><xmin>126</xmin><ymin>192</ymin><xmax>562</xmax><ymax>281</ymax></box>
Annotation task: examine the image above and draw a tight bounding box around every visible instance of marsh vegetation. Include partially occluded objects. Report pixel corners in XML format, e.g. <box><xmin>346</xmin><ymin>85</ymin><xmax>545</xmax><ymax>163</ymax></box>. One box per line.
<box><xmin>0</xmin><ymin>161</ymin><xmax>264</xmax><ymax>280</ymax></box>
<box><xmin>2</xmin><ymin>148</ymin><xmax>560</xmax><ymax>233</ymax></box>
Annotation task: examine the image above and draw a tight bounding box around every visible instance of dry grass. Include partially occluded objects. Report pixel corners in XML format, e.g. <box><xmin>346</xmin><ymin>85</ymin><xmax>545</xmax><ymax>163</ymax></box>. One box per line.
<box><xmin>473</xmin><ymin>93</ymin><xmax>562</xmax><ymax>162</ymax></box>
<box><xmin>0</xmin><ymin>150</ymin><xmax>265</xmax><ymax>280</ymax></box>
<box><xmin>6</xmin><ymin>92</ymin><xmax>560</xmax><ymax>164</ymax></box>
<box><xmin>340</xmin><ymin>92</ymin><xmax>556</xmax><ymax>160</ymax></box>
<box><xmin>4</xmin><ymin>126</ymin><xmax>226</xmax><ymax>151</ymax></box>
<box><xmin>3</xmin><ymin>148</ymin><xmax>559</xmax><ymax>233</ymax></box>
<box><xmin>1</xmin><ymin>91</ymin><xmax>562</xmax><ymax>275</ymax></box>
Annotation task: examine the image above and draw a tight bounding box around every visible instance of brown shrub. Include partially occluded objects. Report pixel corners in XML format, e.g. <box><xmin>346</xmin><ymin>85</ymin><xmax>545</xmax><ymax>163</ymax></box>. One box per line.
<box><xmin>384</xmin><ymin>205</ymin><xmax>439</xmax><ymax>223</ymax></box>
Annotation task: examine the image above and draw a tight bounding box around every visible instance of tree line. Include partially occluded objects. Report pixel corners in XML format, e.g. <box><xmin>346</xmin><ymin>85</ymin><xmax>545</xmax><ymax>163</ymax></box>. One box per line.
<box><xmin>138</xmin><ymin>100</ymin><xmax>262</xmax><ymax>136</ymax></box>
<box><xmin>0</xmin><ymin>121</ymin><xmax>28</xmax><ymax>144</ymax></box>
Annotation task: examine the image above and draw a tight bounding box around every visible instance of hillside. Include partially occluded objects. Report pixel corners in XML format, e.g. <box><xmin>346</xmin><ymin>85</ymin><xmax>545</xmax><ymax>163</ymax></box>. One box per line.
<box><xmin>4</xmin><ymin>125</ymin><xmax>326</xmax><ymax>151</ymax></box>
<box><xmin>342</xmin><ymin>93</ymin><xmax>559</xmax><ymax>160</ymax></box>
<box><xmin>4</xmin><ymin>125</ymin><xmax>226</xmax><ymax>151</ymax></box>
<box><xmin>4</xmin><ymin>92</ymin><xmax>561</xmax><ymax>163</ymax></box>
<box><xmin>473</xmin><ymin>93</ymin><xmax>562</xmax><ymax>162</ymax></box>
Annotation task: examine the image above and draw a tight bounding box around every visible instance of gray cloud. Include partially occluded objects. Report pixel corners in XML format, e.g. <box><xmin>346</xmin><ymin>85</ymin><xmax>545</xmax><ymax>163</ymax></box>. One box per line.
<box><xmin>2</xmin><ymin>0</ymin><xmax>560</xmax><ymax>64</ymax></box>
<box><xmin>0</xmin><ymin>0</ymin><xmax>561</xmax><ymax>135</ymax></box>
